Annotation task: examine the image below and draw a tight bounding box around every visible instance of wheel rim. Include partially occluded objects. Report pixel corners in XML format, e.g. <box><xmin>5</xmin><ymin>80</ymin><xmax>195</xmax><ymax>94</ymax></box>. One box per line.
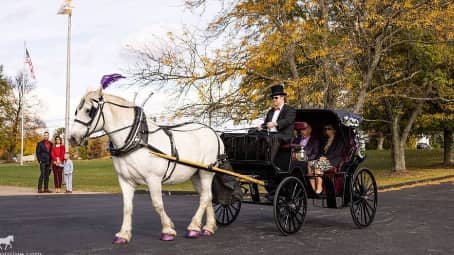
<box><xmin>350</xmin><ymin>169</ymin><xmax>377</xmax><ymax>227</ymax></box>
<box><xmin>273</xmin><ymin>177</ymin><xmax>307</xmax><ymax>235</ymax></box>
<box><xmin>213</xmin><ymin>198</ymin><xmax>241</xmax><ymax>226</ymax></box>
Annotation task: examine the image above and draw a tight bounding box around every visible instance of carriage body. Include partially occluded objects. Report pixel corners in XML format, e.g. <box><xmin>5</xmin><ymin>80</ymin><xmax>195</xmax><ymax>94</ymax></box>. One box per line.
<box><xmin>216</xmin><ymin>109</ymin><xmax>377</xmax><ymax>234</ymax></box>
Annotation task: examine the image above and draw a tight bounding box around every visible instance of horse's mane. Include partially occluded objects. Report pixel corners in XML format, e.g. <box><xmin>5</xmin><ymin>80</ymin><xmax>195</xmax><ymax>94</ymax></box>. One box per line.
<box><xmin>85</xmin><ymin>90</ymin><xmax>135</xmax><ymax>107</ymax></box>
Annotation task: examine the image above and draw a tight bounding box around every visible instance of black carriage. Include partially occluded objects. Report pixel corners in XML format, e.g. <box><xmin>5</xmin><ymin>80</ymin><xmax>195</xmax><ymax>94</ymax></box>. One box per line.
<box><xmin>213</xmin><ymin>109</ymin><xmax>378</xmax><ymax>235</ymax></box>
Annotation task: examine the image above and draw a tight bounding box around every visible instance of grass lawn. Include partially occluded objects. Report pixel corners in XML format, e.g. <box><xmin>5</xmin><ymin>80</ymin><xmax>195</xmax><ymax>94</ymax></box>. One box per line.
<box><xmin>0</xmin><ymin>150</ymin><xmax>452</xmax><ymax>193</ymax></box>
<box><xmin>360</xmin><ymin>150</ymin><xmax>453</xmax><ymax>186</ymax></box>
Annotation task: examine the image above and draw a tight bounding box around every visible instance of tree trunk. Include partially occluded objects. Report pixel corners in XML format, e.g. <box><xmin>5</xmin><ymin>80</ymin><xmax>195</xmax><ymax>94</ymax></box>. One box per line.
<box><xmin>389</xmin><ymin>102</ymin><xmax>422</xmax><ymax>172</ymax></box>
<box><xmin>376</xmin><ymin>132</ymin><xmax>385</xmax><ymax>150</ymax></box>
<box><xmin>390</xmin><ymin>116</ymin><xmax>407</xmax><ymax>172</ymax></box>
<box><xmin>7</xmin><ymin>108</ymin><xmax>21</xmax><ymax>160</ymax></box>
<box><xmin>443</xmin><ymin>128</ymin><xmax>453</xmax><ymax>166</ymax></box>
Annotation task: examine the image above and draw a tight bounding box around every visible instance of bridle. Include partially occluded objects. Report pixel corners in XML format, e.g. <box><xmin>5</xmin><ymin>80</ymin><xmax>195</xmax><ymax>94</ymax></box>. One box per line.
<box><xmin>74</xmin><ymin>96</ymin><xmax>135</xmax><ymax>141</ymax></box>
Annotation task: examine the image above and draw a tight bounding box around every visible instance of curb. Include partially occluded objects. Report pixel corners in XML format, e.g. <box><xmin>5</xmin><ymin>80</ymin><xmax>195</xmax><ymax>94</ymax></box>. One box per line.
<box><xmin>138</xmin><ymin>174</ymin><xmax>454</xmax><ymax>196</ymax></box>
<box><xmin>378</xmin><ymin>174</ymin><xmax>454</xmax><ymax>190</ymax></box>
<box><xmin>3</xmin><ymin>175</ymin><xmax>453</xmax><ymax>197</ymax></box>
<box><xmin>135</xmin><ymin>190</ymin><xmax>197</xmax><ymax>196</ymax></box>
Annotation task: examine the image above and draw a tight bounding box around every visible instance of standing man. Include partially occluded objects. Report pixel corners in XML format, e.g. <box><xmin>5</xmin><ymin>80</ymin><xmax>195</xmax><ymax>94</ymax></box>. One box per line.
<box><xmin>36</xmin><ymin>131</ymin><xmax>53</xmax><ymax>193</ymax></box>
<box><xmin>258</xmin><ymin>84</ymin><xmax>296</xmax><ymax>161</ymax></box>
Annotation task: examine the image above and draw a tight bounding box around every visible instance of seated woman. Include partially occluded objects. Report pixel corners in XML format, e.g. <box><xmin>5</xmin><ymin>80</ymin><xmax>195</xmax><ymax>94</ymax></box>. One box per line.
<box><xmin>308</xmin><ymin>123</ymin><xmax>345</xmax><ymax>195</ymax></box>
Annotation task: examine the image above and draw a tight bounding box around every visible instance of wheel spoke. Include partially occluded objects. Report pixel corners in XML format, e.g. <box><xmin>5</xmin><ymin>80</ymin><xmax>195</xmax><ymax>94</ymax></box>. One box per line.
<box><xmin>358</xmin><ymin>172</ymin><xmax>363</xmax><ymax>190</ymax></box>
<box><xmin>362</xmin><ymin>173</ymin><xmax>368</xmax><ymax>191</ymax></box>
<box><xmin>214</xmin><ymin>204</ymin><xmax>223</xmax><ymax>214</ymax></box>
<box><xmin>284</xmin><ymin>211</ymin><xmax>290</xmax><ymax>229</ymax></box>
<box><xmin>289</xmin><ymin>213</ymin><xmax>297</xmax><ymax>232</ymax></box>
<box><xmin>222</xmin><ymin>207</ymin><xmax>226</xmax><ymax>223</ymax></box>
<box><xmin>361</xmin><ymin>202</ymin><xmax>368</xmax><ymax>225</ymax></box>
<box><xmin>226</xmin><ymin>205</ymin><xmax>234</xmax><ymax>220</ymax></box>
<box><xmin>364</xmin><ymin>199</ymin><xmax>375</xmax><ymax>213</ymax></box>
<box><xmin>295</xmin><ymin>210</ymin><xmax>304</xmax><ymax>224</ymax></box>
<box><xmin>354</xmin><ymin>201</ymin><xmax>361</xmax><ymax>216</ymax></box>
<box><xmin>291</xmin><ymin>182</ymin><xmax>298</xmax><ymax>199</ymax></box>
<box><xmin>366</xmin><ymin>179</ymin><xmax>374</xmax><ymax>192</ymax></box>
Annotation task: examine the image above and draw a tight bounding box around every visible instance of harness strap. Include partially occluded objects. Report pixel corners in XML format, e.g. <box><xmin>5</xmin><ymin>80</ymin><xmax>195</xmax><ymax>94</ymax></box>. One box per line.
<box><xmin>109</xmin><ymin>107</ymin><xmax>150</xmax><ymax>157</ymax></box>
<box><xmin>161</xmin><ymin>128</ymin><xmax>179</xmax><ymax>183</ymax></box>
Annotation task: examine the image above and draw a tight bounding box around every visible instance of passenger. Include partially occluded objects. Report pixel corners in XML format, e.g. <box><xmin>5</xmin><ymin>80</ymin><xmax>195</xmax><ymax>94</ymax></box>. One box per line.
<box><xmin>309</xmin><ymin>124</ymin><xmax>344</xmax><ymax>195</ymax></box>
<box><xmin>293</xmin><ymin>122</ymin><xmax>321</xmax><ymax>162</ymax></box>
<box><xmin>257</xmin><ymin>84</ymin><xmax>296</xmax><ymax>161</ymax></box>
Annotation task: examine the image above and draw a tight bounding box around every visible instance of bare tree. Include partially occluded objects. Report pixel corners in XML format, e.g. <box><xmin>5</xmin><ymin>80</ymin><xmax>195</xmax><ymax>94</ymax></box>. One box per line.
<box><xmin>5</xmin><ymin>72</ymin><xmax>44</xmax><ymax>159</ymax></box>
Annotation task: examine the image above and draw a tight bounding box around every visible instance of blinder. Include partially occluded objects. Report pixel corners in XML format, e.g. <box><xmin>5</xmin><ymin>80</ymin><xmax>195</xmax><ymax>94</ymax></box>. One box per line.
<box><xmin>74</xmin><ymin>97</ymin><xmax>104</xmax><ymax>139</ymax></box>
<box><xmin>88</xmin><ymin>106</ymin><xmax>98</xmax><ymax>119</ymax></box>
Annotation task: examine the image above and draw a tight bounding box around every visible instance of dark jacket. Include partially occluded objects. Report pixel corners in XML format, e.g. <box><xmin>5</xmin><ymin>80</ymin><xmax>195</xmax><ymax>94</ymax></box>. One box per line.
<box><xmin>36</xmin><ymin>140</ymin><xmax>52</xmax><ymax>164</ymax></box>
<box><xmin>293</xmin><ymin>136</ymin><xmax>321</xmax><ymax>161</ymax></box>
<box><xmin>263</xmin><ymin>104</ymin><xmax>296</xmax><ymax>139</ymax></box>
<box><xmin>322</xmin><ymin>136</ymin><xmax>345</xmax><ymax>167</ymax></box>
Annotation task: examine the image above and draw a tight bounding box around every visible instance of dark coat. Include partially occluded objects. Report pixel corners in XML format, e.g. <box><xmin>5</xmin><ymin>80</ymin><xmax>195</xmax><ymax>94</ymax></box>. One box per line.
<box><xmin>36</xmin><ymin>140</ymin><xmax>52</xmax><ymax>164</ymax></box>
<box><xmin>322</xmin><ymin>136</ymin><xmax>345</xmax><ymax>167</ymax></box>
<box><xmin>293</xmin><ymin>136</ymin><xmax>321</xmax><ymax>161</ymax></box>
<box><xmin>263</xmin><ymin>104</ymin><xmax>296</xmax><ymax>141</ymax></box>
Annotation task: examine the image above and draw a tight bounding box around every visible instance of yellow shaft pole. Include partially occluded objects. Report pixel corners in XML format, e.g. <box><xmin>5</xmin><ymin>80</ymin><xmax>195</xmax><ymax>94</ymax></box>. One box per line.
<box><xmin>149</xmin><ymin>151</ymin><xmax>265</xmax><ymax>186</ymax></box>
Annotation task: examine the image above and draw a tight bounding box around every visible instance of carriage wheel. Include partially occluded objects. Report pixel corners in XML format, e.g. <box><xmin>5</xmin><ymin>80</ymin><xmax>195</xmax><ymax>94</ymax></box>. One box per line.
<box><xmin>213</xmin><ymin>198</ymin><xmax>241</xmax><ymax>226</ymax></box>
<box><xmin>273</xmin><ymin>176</ymin><xmax>307</xmax><ymax>235</ymax></box>
<box><xmin>350</xmin><ymin>168</ymin><xmax>378</xmax><ymax>228</ymax></box>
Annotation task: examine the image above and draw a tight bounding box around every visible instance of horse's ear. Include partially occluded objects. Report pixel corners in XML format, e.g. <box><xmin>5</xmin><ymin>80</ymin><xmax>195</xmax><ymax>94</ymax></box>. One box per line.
<box><xmin>96</xmin><ymin>87</ymin><xmax>103</xmax><ymax>98</ymax></box>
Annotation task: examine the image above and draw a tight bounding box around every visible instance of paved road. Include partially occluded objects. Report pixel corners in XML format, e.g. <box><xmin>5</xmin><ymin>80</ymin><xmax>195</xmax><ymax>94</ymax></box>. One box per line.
<box><xmin>1</xmin><ymin>182</ymin><xmax>453</xmax><ymax>255</ymax></box>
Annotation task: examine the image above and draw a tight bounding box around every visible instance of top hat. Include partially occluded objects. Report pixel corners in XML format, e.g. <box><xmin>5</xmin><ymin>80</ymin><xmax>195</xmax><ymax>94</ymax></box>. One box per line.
<box><xmin>269</xmin><ymin>84</ymin><xmax>287</xmax><ymax>97</ymax></box>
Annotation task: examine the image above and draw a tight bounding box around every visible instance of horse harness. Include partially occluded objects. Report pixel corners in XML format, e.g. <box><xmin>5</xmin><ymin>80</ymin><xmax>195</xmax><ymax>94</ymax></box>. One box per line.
<box><xmin>75</xmin><ymin>96</ymin><xmax>222</xmax><ymax>183</ymax></box>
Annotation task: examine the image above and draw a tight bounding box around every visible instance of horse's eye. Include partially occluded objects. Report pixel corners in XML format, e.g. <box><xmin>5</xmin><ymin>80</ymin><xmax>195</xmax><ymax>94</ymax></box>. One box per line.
<box><xmin>85</xmin><ymin>109</ymin><xmax>90</xmax><ymax>113</ymax></box>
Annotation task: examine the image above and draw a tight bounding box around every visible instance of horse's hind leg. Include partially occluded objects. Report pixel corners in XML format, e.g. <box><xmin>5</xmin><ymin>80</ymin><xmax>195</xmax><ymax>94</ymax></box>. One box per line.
<box><xmin>113</xmin><ymin>176</ymin><xmax>136</xmax><ymax>244</ymax></box>
<box><xmin>187</xmin><ymin>170</ymin><xmax>216</xmax><ymax>237</ymax></box>
<box><xmin>147</xmin><ymin>176</ymin><xmax>176</xmax><ymax>240</ymax></box>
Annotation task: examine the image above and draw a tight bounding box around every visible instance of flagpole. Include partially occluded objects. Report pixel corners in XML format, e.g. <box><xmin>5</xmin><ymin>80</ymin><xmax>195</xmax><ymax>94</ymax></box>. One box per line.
<box><xmin>64</xmin><ymin>12</ymin><xmax>71</xmax><ymax>153</ymax></box>
<box><xmin>20</xmin><ymin>41</ymin><xmax>26</xmax><ymax>165</ymax></box>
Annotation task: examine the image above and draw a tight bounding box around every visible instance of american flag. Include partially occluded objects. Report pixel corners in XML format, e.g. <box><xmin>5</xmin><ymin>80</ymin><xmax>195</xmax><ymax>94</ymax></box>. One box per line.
<box><xmin>25</xmin><ymin>49</ymin><xmax>36</xmax><ymax>80</ymax></box>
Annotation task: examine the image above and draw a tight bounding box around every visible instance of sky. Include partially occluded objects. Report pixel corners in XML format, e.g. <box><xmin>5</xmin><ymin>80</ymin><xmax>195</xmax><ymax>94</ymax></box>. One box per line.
<box><xmin>0</xmin><ymin>0</ymin><xmax>220</xmax><ymax>133</ymax></box>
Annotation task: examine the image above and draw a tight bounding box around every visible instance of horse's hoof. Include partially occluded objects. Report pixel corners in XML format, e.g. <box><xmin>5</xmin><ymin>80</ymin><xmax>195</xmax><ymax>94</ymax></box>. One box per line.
<box><xmin>201</xmin><ymin>229</ymin><xmax>214</xmax><ymax>236</ymax></box>
<box><xmin>185</xmin><ymin>230</ymin><xmax>200</xmax><ymax>238</ymax></box>
<box><xmin>112</xmin><ymin>236</ymin><xmax>128</xmax><ymax>244</ymax></box>
<box><xmin>160</xmin><ymin>233</ymin><xmax>175</xmax><ymax>241</ymax></box>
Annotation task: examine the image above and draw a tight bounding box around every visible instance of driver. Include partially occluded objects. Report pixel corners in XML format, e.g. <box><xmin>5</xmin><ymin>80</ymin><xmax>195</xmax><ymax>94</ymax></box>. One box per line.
<box><xmin>257</xmin><ymin>84</ymin><xmax>296</xmax><ymax>161</ymax></box>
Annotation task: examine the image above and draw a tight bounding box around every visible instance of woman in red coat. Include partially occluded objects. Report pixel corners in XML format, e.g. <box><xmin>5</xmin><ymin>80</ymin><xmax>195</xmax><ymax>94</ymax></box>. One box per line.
<box><xmin>51</xmin><ymin>136</ymin><xmax>65</xmax><ymax>193</ymax></box>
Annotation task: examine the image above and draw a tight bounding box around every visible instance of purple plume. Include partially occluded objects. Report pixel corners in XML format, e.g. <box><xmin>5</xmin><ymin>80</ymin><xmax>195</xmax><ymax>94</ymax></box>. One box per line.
<box><xmin>100</xmin><ymin>73</ymin><xmax>125</xmax><ymax>89</ymax></box>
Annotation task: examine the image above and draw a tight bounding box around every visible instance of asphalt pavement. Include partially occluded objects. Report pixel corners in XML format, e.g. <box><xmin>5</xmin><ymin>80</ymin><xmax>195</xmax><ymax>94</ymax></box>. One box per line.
<box><xmin>0</xmin><ymin>181</ymin><xmax>453</xmax><ymax>255</ymax></box>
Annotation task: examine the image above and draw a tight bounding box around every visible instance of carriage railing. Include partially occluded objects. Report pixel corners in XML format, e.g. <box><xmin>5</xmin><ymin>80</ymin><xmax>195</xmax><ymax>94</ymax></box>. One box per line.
<box><xmin>222</xmin><ymin>132</ymin><xmax>274</xmax><ymax>162</ymax></box>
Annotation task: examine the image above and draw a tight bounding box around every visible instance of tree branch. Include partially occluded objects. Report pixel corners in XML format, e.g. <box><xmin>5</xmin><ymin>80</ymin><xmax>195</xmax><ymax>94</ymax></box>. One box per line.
<box><xmin>381</xmin><ymin>95</ymin><xmax>454</xmax><ymax>102</ymax></box>
<box><xmin>369</xmin><ymin>70</ymin><xmax>421</xmax><ymax>94</ymax></box>
<box><xmin>363</xmin><ymin>118</ymin><xmax>392</xmax><ymax>124</ymax></box>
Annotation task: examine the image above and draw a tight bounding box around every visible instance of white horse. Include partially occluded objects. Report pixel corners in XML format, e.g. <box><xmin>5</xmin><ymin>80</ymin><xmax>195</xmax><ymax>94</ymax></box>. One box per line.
<box><xmin>0</xmin><ymin>235</ymin><xmax>14</xmax><ymax>250</ymax></box>
<box><xmin>69</xmin><ymin>89</ymin><xmax>223</xmax><ymax>243</ymax></box>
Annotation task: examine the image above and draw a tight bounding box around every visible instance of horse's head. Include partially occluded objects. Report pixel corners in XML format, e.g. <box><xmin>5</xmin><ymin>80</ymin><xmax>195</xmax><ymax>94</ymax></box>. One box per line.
<box><xmin>69</xmin><ymin>88</ymin><xmax>104</xmax><ymax>146</ymax></box>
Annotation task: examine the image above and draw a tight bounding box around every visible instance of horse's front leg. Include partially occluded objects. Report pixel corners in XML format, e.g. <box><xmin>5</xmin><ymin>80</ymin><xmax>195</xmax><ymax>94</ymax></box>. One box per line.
<box><xmin>187</xmin><ymin>171</ymin><xmax>216</xmax><ymax>238</ymax></box>
<box><xmin>113</xmin><ymin>176</ymin><xmax>136</xmax><ymax>244</ymax></box>
<box><xmin>147</xmin><ymin>176</ymin><xmax>176</xmax><ymax>241</ymax></box>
